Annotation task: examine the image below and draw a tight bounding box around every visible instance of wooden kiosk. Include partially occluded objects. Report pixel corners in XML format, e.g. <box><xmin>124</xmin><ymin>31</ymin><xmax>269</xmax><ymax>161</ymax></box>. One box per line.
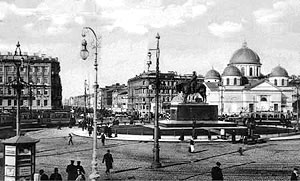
<box><xmin>2</xmin><ymin>135</ymin><xmax>39</xmax><ymax>181</ymax></box>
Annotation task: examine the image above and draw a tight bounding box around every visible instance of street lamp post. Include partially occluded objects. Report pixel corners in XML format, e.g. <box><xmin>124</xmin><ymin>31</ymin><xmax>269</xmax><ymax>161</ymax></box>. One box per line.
<box><xmin>10</xmin><ymin>42</ymin><xmax>27</xmax><ymax>136</ymax></box>
<box><xmin>148</xmin><ymin>33</ymin><xmax>162</xmax><ymax>168</ymax></box>
<box><xmin>147</xmin><ymin>53</ymin><xmax>152</xmax><ymax>123</ymax></box>
<box><xmin>80</xmin><ymin>27</ymin><xmax>100</xmax><ymax>181</ymax></box>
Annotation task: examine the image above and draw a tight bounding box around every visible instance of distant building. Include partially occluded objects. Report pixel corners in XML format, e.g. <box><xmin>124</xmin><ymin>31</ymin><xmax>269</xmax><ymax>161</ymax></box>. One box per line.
<box><xmin>127</xmin><ymin>71</ymin><xmax>204</xmax><ymax>118</ymax></box>
<box><xmin>0</xmin><ymin>52</ymin><xmax>62</xmax><ymax>111</ymax></box>
<box><xmin>101</xmin><ymin>83</ymin><xmax>127</xmax><ymax>110</ymax></box>
<box><xmin>204</xmin><ymin>41</ymin><xmax>294</xmax><ymax>115</ymax></box>
<box><xmin>112</xmin><ymin>88</ymin><xmax>128</xmax><ymax>113</ymax></box>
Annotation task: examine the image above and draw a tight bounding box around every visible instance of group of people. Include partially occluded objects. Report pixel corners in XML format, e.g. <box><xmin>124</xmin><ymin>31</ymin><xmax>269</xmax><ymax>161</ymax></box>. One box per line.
<box><xmin>37</xmin><ymin>151</ymin><xmax>114</xmax><ymax>181</ymax></box>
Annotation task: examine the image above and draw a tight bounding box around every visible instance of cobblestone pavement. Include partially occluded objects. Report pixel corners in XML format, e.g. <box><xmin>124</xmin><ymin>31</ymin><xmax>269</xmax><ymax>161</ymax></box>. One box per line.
<box><xmin>4</xmin><ymin>127</ymin><xmax>300</xmax><ymax>180</ymax></box>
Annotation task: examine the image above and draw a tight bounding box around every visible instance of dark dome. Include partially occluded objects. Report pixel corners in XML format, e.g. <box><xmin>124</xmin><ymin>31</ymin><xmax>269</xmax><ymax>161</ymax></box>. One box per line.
<box><xmin>270</xmin><ymin>65</ymin><xmax>288</xmax><ymax>77</ymax></box>
<box><xmin>229</xmin><ymin>42</ymin><xmax>261</xmax><ymax>65</ymax></box>
<box><xmin>205</xmin><ymin>69</ymin><xmax>221</xmax><ymax>79</ymax></box>
<box><xmin>222</xmin><ymin>65</ymin><xmax>242</xmax><ymax>76</ymax></box>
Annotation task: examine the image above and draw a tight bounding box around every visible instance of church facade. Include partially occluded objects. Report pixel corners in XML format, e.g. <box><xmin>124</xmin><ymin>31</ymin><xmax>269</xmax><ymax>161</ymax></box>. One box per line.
<box><xmin>204</xmin><ymin>42</ymin><xmax>294</xmax><ymax>115</ymax></box>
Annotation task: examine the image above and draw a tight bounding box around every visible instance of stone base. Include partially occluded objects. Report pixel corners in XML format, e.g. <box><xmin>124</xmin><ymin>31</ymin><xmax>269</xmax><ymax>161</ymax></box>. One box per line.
<box><xmin>170</xmin><ymin>103</ymin><xmax>218</xmax><ymax>121</ymax></box>
<box><xmin>159</xmin><ymin>120</ymin><xmax>237</xmax><ymax>128</ymax></box>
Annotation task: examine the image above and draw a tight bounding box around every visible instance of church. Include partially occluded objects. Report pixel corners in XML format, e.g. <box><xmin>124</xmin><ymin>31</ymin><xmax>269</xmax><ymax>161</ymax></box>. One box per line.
<box><xmin>204</xmin><ymin>41</ymin><xmax>294</xmax><ymax>116</ymax></box>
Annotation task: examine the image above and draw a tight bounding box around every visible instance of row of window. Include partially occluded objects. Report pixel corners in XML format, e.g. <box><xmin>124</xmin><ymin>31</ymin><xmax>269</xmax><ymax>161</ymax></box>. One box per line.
<box><xmin>0</xmin><ymin>99</ymin><xmax>48</xmax><ymax>106</ymax></box>
<box><xmin>0</xmin><ymin>87</ymin><xmax>49</xmax><ymax>95</ymax></box>
<box><xmin>0</xmin><ymin>66</ymin><xmax>49</xmax><ymax>74</ymax></box>
<box><xmin>142</xmin><ymin>80</ymin><xmax>176</xmax><ymax>86</ymax></box>
<box><xmin>0</xmin><ymin>76</ymin><xmax>49</xmax><ymax>84</ymax></box>
<box><xmin>135</xmin><ymin>88</ymin><xmax>176</xmax><ymax>94</ymax></box>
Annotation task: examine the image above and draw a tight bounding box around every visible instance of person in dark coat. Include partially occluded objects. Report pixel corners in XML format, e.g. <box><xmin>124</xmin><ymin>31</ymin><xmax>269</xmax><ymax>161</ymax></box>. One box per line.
<box><xmin>49</xmin><ymin>167</ymin><xmax>62</xmax><ymax>181</ymax></box>
<box><xmin>76</xmin><ymin>161</ymin><xmax>85</xmax><ymax>175</ymax></box>
<box><xmin>102</xmin><ymin>149</ymin><xmax>114</xmax><ymax>175</ymax></box>
<box><xmin>39</xmin><ymin>169</ymin><xmax>49</xmax><ymax>181</ymax></box>
<box><xmin>68</xmin><ymin>133</ymin><xmax>74</xmax><ymax>145</ymax></box>
<box><xmin>66</xmin><ymin>160</ymin><xmax>77</xmax><ymax>181</ymax></box>
<box><xmin>101</xmin><ymin>133</ymin><xmax>106</xmax><ymax>146</ymax></box>
<box><xmin>291</xmin><ymin>168</ymin><xmax>299</xmax><ymax>181</ymax></box>
<box><xmin>211</xmin><ymin>162</ymin><xmax>223</xmax><ymax>180</ymax></box>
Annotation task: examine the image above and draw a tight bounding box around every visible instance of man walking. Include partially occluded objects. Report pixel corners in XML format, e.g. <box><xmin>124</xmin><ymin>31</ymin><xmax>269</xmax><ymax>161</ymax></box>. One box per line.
<box><xmin>68</xmin><ymin>133</ymin><xmax>74</xmax><ymax>145</ymax></box>
<box><xmin>66</xmin><ymin>160</ymin><xmax>77</xmax><ymax>181</ymax></box>
<box><xmin>102</xmin><ymin>149</ymin><xmax>114</xmax><ymax>175</ymax></box>
<box><xmin>211</xmin><ymin>162</ymin><xmax>223</xmax><ymax>180</ymax></box>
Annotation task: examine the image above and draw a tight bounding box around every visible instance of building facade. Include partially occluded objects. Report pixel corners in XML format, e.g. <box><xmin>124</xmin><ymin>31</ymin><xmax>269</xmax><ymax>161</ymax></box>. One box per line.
<box><xmin>0</xmin><ymin>52</ymin><xmax>62</xmax><ymax>111</ymax></box>
<box><xmin>127</xmin><ymin>71</ymin><xmax>204</xmax><ymax>118</ymax></box>
<box><xmin>204</xmin><ymin>42</ymin><xmax>294</xmax><ymax>115</ymax></box>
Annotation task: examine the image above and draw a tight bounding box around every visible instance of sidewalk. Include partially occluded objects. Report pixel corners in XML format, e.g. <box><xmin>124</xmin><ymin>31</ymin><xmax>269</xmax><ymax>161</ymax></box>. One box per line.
<box><xmin>72</xmin><ymin>126</ymin><xmax>300</xmax><ymax>142</ymax></box>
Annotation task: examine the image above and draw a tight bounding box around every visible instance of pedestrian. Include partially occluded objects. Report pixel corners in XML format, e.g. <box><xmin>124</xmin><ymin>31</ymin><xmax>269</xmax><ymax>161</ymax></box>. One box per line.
<box><xmin>101</xmin><ymin>133</ymin><xmax>106</xmax><ymax>146</ymax></box>
<box><xmin>57</xmin><ymin>121</ymin><xmax>62</xmax><ymax>130</ymax></box>
<box><xmin>238</xmin><ymin>147</ymin><xmax>243</xmax><ymax>156</ymax></box>
<box><xmin>102</xmin><ymin>149</ymin><xmax>114</xmax><ymax>175</ymax></box>
<box><xmin>49</xmin><ymin>167</ymin><xmax>62</xmax><ymax>181</ymax></box>
<box><xmin>68</xmin><ymin>133</ymin><xmax>74</xmax><ymax>145</ymax></box>
<box><xmin>76</xmin><ymin>161</ymin><xmax>85</xmax><ymax>175</ymax></box>
<box><xmin>88</xmin><ymin>125</ymin><xmax>93</xmax><ymax>136</ymax></box>
<box><xmin>211</xmin><ymin>162</ymin><xmax>224</xmax><ymax>180</ymax></box>
<box><xmin>66</xmin><ymin>160</ymin><xmax>77</xmax><ymax>181</ymax></box>
<box><xmin>189</xmin><ymin>138</ymin><xmax>195</xmax><ymax>153</ymax></box>
<box><xmin>291</xmin><ymin>168</ymin><xmax>299</xmax><ymax>181</ymax></box>
<box><xmin>39</xmin><ymin>169</ymin><xmax>49</xmax><ymax>181</ymax></box>
<box><xmin>75</xmin><ymin>169</ymin><xmax>85</xmax><ymax>181</ymax></box>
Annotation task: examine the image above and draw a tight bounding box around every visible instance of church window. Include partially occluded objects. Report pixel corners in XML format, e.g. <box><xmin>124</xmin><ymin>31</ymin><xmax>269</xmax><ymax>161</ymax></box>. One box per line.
<box><xmin>274</xmin><ymin>79</ymin><xmax>277</xmax><ymax>86</ymax></box>
<box><xmin>257</xmin><ymin>67</ymin><xmax>259</xmax><ymax>76</ymax></box>
<box><xmin>234</xmin><ymin>78</ymin><xmax>237</xmax><ymax>85</ymax></box>
<box><xmin>241</xmin><ymin>67</ymin><xmax>245</xmax><ymax>76</ymax></box>
<box><xmin>226</xmin><ymin>78</ymin><xmax>229</xmax><ymax>85</ymax></box>
<box><xmin>250</xmin><ymin>67</ymin><xmax>253</xmax><ymax>76</ymax></box>
<box><xmin>281</xmin><ymin>79</ymin><xmax>284</xmax><ymax>86</ymax></box>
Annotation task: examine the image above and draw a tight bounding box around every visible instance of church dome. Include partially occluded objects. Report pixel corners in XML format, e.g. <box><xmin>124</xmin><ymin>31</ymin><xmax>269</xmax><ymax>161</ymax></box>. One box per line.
<box><xmin>270</xmin><ymin>65</ymin><xmax>289</xmax><ymax>77</ymax></box>
<box><xmin>222</xmin><ymin>65</ymin><xmax>242</xmax><ymax>76</ymax></box>
<box><xmin>205</xmin><ymin>69</ymin><xmax>221</xmax><ymax>79</ymax></box>
<box><xmin>229</xmin><ymin>41</ymin><xmax>261</xmax><ymax>65</ymax></box>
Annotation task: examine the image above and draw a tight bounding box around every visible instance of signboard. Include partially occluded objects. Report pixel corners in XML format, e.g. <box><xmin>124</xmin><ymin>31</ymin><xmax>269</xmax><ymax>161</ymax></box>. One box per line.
<box><xmin>5</xmin><ymin>156</ymin><xmax>16</xmax><ymax>166</ymax></box>
<box><xmin>5</xmin><ymin>146</ymin><xmax>16</xmax><ymax>156</ymax></box>
<box><xmin>5</xmin><ymin>166</ymin><xmax>15</xmax><ymax>176</ymax></box>
<box><xmin>18</xmin><ymin>166</ymin><xmax>31</xmax><ymax>176</ymax></box>
<box><xmin>4</xmin><ymin>176</ymin><xmax>15</xmax><ymax>181</ymax></box>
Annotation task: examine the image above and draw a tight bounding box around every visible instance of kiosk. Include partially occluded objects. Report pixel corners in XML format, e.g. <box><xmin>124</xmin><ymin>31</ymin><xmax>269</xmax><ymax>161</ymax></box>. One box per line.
<box><xmin>2</xmin><ymin>135</ymin><xmax>39</xmax><ymax>181</ymax></box>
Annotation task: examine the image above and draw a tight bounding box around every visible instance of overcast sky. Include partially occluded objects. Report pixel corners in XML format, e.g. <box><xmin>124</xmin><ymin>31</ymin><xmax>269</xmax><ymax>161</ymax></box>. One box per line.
<box><xmin>0</xmin><ymin>0</ymin><xmax>300</xmax><ymax>99</ymax></box>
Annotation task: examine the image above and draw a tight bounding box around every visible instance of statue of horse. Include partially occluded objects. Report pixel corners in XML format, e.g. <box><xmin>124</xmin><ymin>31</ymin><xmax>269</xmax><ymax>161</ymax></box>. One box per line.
<box><xmin>176</xmin><ymin>81</ymin><xmax>207</xmax><ymax>103</ymax></box>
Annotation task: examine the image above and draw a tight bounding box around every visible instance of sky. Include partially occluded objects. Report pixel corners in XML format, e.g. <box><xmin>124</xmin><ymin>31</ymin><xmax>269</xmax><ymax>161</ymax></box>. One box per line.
<box><xmin>0</xmin><ymin>0</ymin><xmax>300</xmax><ymax>99</ymax></box>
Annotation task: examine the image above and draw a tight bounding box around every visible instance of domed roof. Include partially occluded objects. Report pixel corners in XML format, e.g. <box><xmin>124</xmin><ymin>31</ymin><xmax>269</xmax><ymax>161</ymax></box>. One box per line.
<box><xmin>205</xmin><ymin>69</ymin><xmax>221</xmax><ymax>79</ymax></box>
<box><xmin>222</xmin><ymin>65</ymin><xmax>242</xmax><ymax>76</ymax></box>
<box><xmin>270</xmin><ymin>65</ymin><xmax>289</xmax><ymax>77</ymax></box>
<box><xmin>229</xmin><ymin>41</ymin><xmax>261</xmax><ymax>65</ymax></box>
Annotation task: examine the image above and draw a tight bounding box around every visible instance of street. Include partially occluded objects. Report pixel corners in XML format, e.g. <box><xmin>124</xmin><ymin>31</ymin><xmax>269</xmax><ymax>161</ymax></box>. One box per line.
<box><xmin>1</xmin><ymin>127</ymin><xmax>299</xmax><ymax>180</ymax></box>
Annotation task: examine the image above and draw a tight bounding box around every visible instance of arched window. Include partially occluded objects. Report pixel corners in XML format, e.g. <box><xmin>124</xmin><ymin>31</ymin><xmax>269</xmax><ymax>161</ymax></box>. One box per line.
<box><xmin>274</xmin><ymin>79</ymin><xmax>277</xmax><ymax>86</ymax></box>
<box><xmin>226</xmin><ymin>78</ymin><xmax>230</xmax><ymax>85</ymax></box>
<box><xmin>234</xmin><ymin>78</ymin><xmax>237</xmax><ymax>85</ymax></box>
<box><xmin>261</xmin><ymin>97</ymin><xmax>267</xmax><ymax>101</ymax></box>
<box><xmin>241</xmin><ymin>67</ymin><xmax>245</xmax><ymax>76</ymax></box>
<box><xmin>281</xmin><ymin>79</ymin><xmax>284</xmax><ymax>86</ymax></box>
<box><xmin>250</xmin><ymin>67</ymin><xmax>253</xmax><ymax>76</ymax></box>
<box><xmin>257</xmin><ymin>67</ymin><xmax>259</xmax><ymax>76</ymax></box>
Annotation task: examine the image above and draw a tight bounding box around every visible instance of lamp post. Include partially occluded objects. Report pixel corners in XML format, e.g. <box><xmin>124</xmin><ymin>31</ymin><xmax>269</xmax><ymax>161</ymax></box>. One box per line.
<box><xmin>80</xmin><ymin>27</ymin><xmax>100</xmax><ymax>181</ymax></box>
<box><xmin>10</xmin><ymin>42</ymin><xmax>27</xmax><ymax>136</ymax></box>
<box><xmin>148</xmin><ymin>33</ymin><xmax>162</xmax><ymax>168</ymax></box>
<box><xmin>147</xmin><ymin>53</ymin><xmax>152</xmax><ymax>123</ymax></box>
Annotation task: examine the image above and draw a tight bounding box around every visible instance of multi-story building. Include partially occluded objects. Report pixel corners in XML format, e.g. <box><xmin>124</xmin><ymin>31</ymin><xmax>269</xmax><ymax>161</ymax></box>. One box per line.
<box><xmin>0</xmin><ymin>52</ymin><xmax>62</xmax><ymax>111</ymax></box>
<box><xmin>112</xmin><ymin>88</ymin><xmax>128</xmax><ymax>113</ymax></box>
<box><xmin>127</xmin><ymin>71</ymin><xmax>204</xmax><ymax>118</ymax></box>
<box><xmin>101</xmin><ymin>83</ymin><xmax>127</xmax><ymax>110</ymax></box>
